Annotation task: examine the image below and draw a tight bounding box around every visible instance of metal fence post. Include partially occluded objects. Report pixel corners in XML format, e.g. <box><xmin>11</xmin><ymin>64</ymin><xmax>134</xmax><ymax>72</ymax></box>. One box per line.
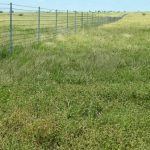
<box><xmin>91</xmin><ymin>12</ymin><xmax>93</xmax><ymax>27</ymax></box>
<box><xmin>74</xmin><ymin>11</ymin><xmax>77</xmax><ymax>33</ymax></box>
<box><xmin>95</xmin><ymin>11</ymin><xmax>96</xmax><ymax>25</ymax></box>
<box><xmin>89</xmin><ymin>12</ymin><xmax>91</xmax><ymax>26</ymax></box>
<box><xmin>9</xmin><ymin>2</ymin><xmax>13</xmax><ymax>53</ymax></box>
<box><xmin>96</xmin><ymin>12</ymin><xmax>99</xmax><ymax>26</ymax></box>
<box><xmin>81</xmin><ymin>12</ymin><xmax>83</xmax><ymax>29</ymax></box>
<box><xmin>92</xmin><ymin>12</ymin><xmax>93</xmax><ymax>26</ymax></box>
<box><xmin>38</xmin><ymin>6</ymin><xmax>40</xmax><ymax>43</ymax></box>
<box><xmin>98</xmin><ymin>11</ymin><xmax>100</xmax><ymax>25</ymax></box>
<box><xmin>94</xmin><ymin>12</ymin><xmax>95</xmax><ymax>26</ymax></box>
<box><xmin>87</xmin><ymin>12</ymin><xmax>88</xmax><ymax>27</ymax></box>
<box><xmin>96</xmin><ymin>11</ymin><xmax>98</xmax><ymax>25</ymax></box>
<box><xmin>55</xmin><ymin>10</ymin><xmax>58</xmax><ymax>34</ymax></box>
<box><xmin>67</xmin><ymin>10</ymin><xmax>69</xmax><ymax>33</ymax></box>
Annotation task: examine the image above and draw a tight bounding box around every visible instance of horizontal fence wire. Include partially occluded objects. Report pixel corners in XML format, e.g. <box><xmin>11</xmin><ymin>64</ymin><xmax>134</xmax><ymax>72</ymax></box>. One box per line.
<box><xmin>0</xmin><ymin>3</ymin><xmax>9</xmax><ymax>6</ymax></box>
<box><xmin>0</xmin><ymin>3</ymin><xmax>126</xmax><ymax>53</ymax></box>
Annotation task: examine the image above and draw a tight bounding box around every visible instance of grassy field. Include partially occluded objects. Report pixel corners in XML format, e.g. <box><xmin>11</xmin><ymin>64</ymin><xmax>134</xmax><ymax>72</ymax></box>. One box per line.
<box><xmin>0</xmin><ymin>12</ymin><xmax>150</xmax><ymax>149</ymax></box>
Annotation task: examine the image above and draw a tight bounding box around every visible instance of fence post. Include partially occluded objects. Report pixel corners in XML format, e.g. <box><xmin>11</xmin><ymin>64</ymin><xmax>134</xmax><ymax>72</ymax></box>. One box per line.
<box><xmin>9</xmin><ymin>2</ymin><xmax>13</xmax><ymax>53</ymax></box>
<box><xmin>96</xmin><ymin>11</ymin><xmax>98</xmax><ymax>25</ymax></box>
<box><xmin>38</xmin><ymin>6</ymin><xmax>40</xmax><ymax>43</ymax></box>
<box><xmin>81</xmin><ymin>12</ymin><xmax>83</xmax><ymax>29</ymax></box>
<box><xmin>92</xmin><ymin>12</ymin><xmax>93</xmax><ymax>26</ymax></box>
<box><xmin>90</xmin><ymin>12</ymin><xmax>92</xmax><ymax>27</ymax></box>
<box><xmin>97</xmin><ymin>11</ymin><xmax>98</xmax><ymax>25</ymax></box>
<box><xmin>74</xmin><ymin>11</ymin><xmax>77</xmax><ymax>33</ymax></box>
<box><xmin>55</xmin><ymin>10</ymin><xmax>58</xmax><ymax>34</ymax></box>
<box><xmin>93</xmin><ymin>12</ymin><xmax>96</xmax><ymax>26</ymax></box>
<box><xmin>67</xmin><ymin>10</ymin><xmax>69</xmax><ymax>33</ymax></box>
<box><xmin>87</xmin><ymin>12</ymin><xmax>88</xmax><ymax>27</ymax></box>
<box><xmin>98</xmin><ymin>11</ymin><xmax>100</xmax><ymax>25</ymax></box>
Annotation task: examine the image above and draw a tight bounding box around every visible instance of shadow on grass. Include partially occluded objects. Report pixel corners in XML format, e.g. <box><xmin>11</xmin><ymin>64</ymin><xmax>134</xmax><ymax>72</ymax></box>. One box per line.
<box><xmin>0</xmin><ymin>43</ymin><xmax>42</xmax><ymax>60</ymax></box>
<box><xmin>0</xmin><ymin>47</ymin><xmax>10</xmax><ymax>59</ymax></box>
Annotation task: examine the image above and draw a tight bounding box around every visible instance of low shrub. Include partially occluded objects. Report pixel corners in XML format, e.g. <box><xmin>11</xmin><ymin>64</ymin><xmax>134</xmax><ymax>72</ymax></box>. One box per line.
<box><xmin>18</xmin><ymin>13</ymin><xmax>24</xmax><ymax>16</ymax></box>
<box><xmin>142</xmin><ymin>13</ymin><xmax>146</xmax><ymax>16</ymax></box>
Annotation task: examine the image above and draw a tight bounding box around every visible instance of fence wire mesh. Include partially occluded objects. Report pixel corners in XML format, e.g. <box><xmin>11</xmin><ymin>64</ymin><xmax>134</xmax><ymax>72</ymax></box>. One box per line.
<box><xmin>0</xmin><ymin>3</ymin><xmax>125</xmax><ymax>53</ymax></box>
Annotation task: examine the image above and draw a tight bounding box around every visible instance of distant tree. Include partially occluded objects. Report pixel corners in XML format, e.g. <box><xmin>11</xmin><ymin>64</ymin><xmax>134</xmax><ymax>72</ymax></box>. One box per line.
<box><xmin>0</xmin><ymin>11</ymin><xmax>3</xmax><ymax>13</ymax></box>
<box><xmin>142</xmin><ymin>13</ymin><xmax>146</xmax><ymax>16</ymax></box>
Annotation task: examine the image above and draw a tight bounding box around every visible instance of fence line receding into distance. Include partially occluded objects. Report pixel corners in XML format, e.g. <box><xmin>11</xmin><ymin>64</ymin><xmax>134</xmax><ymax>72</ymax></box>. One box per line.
<box><xmin>0</xmin><ymin>3</ymin><xmax>125</xmax><ymax>53</ymax></box>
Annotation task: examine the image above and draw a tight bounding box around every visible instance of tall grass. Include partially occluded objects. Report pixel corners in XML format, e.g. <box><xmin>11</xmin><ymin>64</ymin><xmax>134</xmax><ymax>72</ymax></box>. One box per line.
<box><xmin>0</xmin><ymin>13</ymin><xmax>150</xmax><ymax>149</ymax></box>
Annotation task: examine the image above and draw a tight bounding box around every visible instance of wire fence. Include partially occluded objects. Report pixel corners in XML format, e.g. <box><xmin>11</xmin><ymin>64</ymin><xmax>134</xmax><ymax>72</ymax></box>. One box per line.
<box><xmin>0</xmin><ymin>3</ymin><xmax>125</xmax><ymax>53</ymax></box>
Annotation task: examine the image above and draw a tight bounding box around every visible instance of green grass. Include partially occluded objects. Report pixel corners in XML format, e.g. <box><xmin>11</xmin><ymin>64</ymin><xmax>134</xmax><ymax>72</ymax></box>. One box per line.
<box><xmin>0</xmin><ymin>13</ymin><xmax>150</xmax><ymax>149</ymax></box>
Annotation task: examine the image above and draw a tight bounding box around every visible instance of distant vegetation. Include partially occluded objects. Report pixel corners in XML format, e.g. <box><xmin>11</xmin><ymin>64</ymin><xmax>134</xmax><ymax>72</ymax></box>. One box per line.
<box><xmin>18</xmin><ymin>13</ymin><xmax>24</xmax><ymax>16</ymax></box>
<box><xmin>142</xmin><ymin>12</ymin><xmax>146</xmax><ymax>16</ymax></box>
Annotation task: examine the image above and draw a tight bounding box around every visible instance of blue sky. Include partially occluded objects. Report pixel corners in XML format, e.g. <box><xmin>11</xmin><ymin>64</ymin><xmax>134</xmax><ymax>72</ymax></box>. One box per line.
<box><xmin>1</xmin><ymin>0</ymin><xmax>150</xmax><ymax>11</ymax></box>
